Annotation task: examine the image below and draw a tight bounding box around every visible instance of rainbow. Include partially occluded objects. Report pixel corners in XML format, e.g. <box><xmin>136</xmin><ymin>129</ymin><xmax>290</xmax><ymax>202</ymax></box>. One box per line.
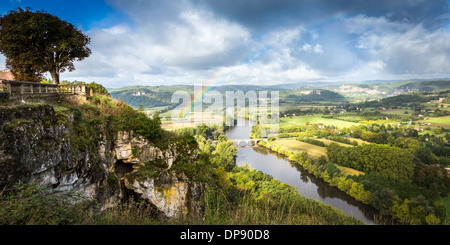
<box><xmin>178</xmin><ymin>10</ymin><xmax>353</xmax><ymax>121</ymax></box>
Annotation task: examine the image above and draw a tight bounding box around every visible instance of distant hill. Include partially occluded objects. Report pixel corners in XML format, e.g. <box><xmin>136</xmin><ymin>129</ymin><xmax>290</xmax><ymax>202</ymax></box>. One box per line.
<box><xmin>108</xmin><ymin>85</ymin><xmax>192</xmax><ymax>108</ymax></box>
<box><xmin>397</xmin><ymin>80</ymin><xmax>450</xmax><ymax>92</ymax></box>
<box><xmin>108</xmin><ymin>80</ymin><xmax>450</xmax><ymax>109</ymax></box>
<box><xmin>325</xmin><ymin>80</ymin><xmax>450</xmax><ymax>100</ymax></box>
<box><xmin>108</xmin><ymin>84</ymin><xmax>344</xmax><ymax>109</ymax></box>
<box><xmin>280</xmin><ymin>89</ymin><xmax>346</xmax><ymax>103</ymax></box>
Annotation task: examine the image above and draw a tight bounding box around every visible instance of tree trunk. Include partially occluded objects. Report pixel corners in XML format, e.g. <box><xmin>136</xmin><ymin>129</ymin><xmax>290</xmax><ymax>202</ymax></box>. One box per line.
<box><xmin>50</xmin><ymin>67</ymin><xmax>60</xmax><ymax>84</ymax></box>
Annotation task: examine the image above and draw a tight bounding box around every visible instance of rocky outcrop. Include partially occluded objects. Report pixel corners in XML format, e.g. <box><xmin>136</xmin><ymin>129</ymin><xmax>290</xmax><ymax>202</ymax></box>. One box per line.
<box><xmin>124</xmin><ymin>172</ymin><xmax>205</xmax><ymax>218</ymax></box>
<box><xmin>0</xmin><ymin>103</ymin><xmax>204</xmax><ymax>219</ymax></box>
<box><xmin>113</xmin><ymin>130</ymin><xmax>198</xmax><ymax>169</ymax></box>
<box><xmin>0</xmin><ymin>104</ymin><xmax>96</xmax><ymax>193</ymax></box>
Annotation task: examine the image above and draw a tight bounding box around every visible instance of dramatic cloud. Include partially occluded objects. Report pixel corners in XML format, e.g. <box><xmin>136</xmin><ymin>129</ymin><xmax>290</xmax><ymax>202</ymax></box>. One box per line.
<box><xmin>343</xmin><ymin>15</ymin><xmax>450</xmax><ymax>78</ymax></box>
<box><xmin>1</xmin><ymin>0</ymin><xmax>449</xmax><ymax>87</ymax></box>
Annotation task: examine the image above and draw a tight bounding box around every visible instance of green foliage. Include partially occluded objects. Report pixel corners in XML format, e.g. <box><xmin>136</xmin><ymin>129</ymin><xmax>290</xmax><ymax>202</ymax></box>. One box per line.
<box><xmin>3</xmin><ymin>119</ymin><xmax>32</xmax><ymax>132</ymax></box>
<box><xmin>211</xmin><ymin>140</ymin><xmax>237</xmax><ymax>171</ymax></box>
<box><xmin>62</xmin><ymin>80</ymin><xmax>110</xmax><ymax>96</ymax></box>
<box><xmin>362</xmin><ymin>91</ymin><xmax>432</xmax><ymax>109</ymax></box>
<box><xmin>0</xmin><ymin>7</ymin><xmax>91</xmax><ymax>83</ymax></box>
<box><xmin>258</xmin><ymin>138</ymin><xmax>448</xmax><ymax>224</ymax></box>
<box><xmin>0</xmin><ymin>183</ymin><xmax>96</xmax><ymax>225</ymax></box>
<box><xmin>109</xmin><ymin>104</ymin><xmax>164</xmax><ymax>142</ymax></box>
<box><xmin>280</xmin><ymin>89</ymin><xmax>346</xmax><ymax>103</ymax></box>
<box><xmin>327</xmin><ymin>111</ymin><xmax>407</xmax><ymax>126</ymax></box>
<box><xmin>296</xmin><ymin>137</ymin><xmax>326</xmax><ymax>147</ymax></box>
<box><xmin>415</xmin><ymin>165</ymin><xmax>450</xmax><ymax>197</ymax></box>
<box><xmin>326</xmin><ymin>143</ymin><xmax>416</xmax><ymax>182</ymax></box>
<box><xmin>109</xmin><ymin>85</ymin><xmax>192</xmax><ymax>109</ymax></box>
<box><xmin>327</xmin><ymin>136</ymin><xmax>358</xmax><ymax>146</ymax></box>
<box><xmin>204</xmin><ymin>164</ymin><xmax>362</xmax><ymax>225</ymax></box>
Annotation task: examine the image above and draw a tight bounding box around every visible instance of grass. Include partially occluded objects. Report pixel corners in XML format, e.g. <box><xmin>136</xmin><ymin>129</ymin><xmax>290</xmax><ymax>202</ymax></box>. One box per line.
<box><xmin>346</xmin><ymin>137</ymin><xmax>372</xmax><ymax>145</ymax></box>
<box><xmin>316</xmin><ymin>138</ymin><xmax>352</xmax><ymax>147</ymax></box>
<box><xmin>0</xmin><ymin>181</ymin><xmax>362</xmax><ymax>225</ymax></box>
<box><xmin>418</xmin><ymin>115</ymin><xmax>450</xmax><ymax>128</ymax></box>
<box><xmin>269</xmin><ymin>140</ymin><xmax>327</xmax><ymax>158</ymax></box>
<box><xmin>279</xmin><ymin>103</ymin><xmax>327</xmax><ymax>110</ymax></box>
<box><xmin>279</xmin><ymin>115</ymin><xmax>360</xmax><ymax>128</ymax></box>
<box><xmin>161</xmin><ymin>110</ymin><xmax>225</xmax><ymax>130</ymax></box>
<box><xmin>274</xmin><ymin>138</ymin><xmax>364</xmax><ymax>176</ymax></box>
<box><xmin>266</xmin><ymin>138</ymin><xmax>364</xmax><ymax>177</ymax></box>
<box><xmin>336</xmin><ymin>166</ymin><xmax>364</xmax><ymax>177</ymax></box>
<box><xmin>379</xmin><ymin>109</ymin><xmax>414</xmax><ymax>115</ymax></box>
<box><xmin>436</xmin><ymin>195</ymin><xmax>450</xmax><ymax>225</ymax></box>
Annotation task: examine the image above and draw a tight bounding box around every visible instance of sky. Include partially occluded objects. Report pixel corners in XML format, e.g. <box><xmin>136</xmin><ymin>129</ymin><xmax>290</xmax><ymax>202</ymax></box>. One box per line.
<box><xmin>1</xmin><ymin>0</ymin><xmax>450</xmax><ymax>88</ymax></box>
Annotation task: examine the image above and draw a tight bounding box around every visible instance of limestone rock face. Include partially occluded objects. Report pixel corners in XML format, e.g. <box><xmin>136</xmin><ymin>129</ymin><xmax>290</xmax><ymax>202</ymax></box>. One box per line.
<box><xmin>113</xmin><ymin>130</ymin><xmax>198</xmax><ymax>170</ymax></box>
<box><xmin>0</xmin><ymin>104</ymin><xmax>96</xmax><ymax>193</ymax></box>
<box><xmin>124</xmin><ymin>172</ymin><xmax>204</xmax><ymax>218</ymax></box>
<box><xmin>0</xmin><ymin>103</ymin><xmax>204</xmax><ymax>219</ymax></box>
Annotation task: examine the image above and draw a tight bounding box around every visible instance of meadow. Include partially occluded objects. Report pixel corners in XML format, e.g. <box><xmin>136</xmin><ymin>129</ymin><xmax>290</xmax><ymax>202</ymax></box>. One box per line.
<box><xmin>267</xmin><ymin>139</ymin><xmax>327</xmax><ymax>158</ymax></box>
<box><xmin>279</xmin><ymin>115</ymin><xmax>360</xmax><ymax>128</ymax></box>
<box><xmin>316</xmin><ymin>138</ymin><xmax>352</xmax><ymax>147</ymax></box>
<box><xmin>418</xmin><ymin>115</ymin><xmax>450</xmax><ymax>128</ymax></box>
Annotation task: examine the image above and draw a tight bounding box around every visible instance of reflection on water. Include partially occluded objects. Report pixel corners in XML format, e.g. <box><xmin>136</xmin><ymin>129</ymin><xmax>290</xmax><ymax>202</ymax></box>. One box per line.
<box><xmin>226</xmin><ymin>123</ymin><xmax>395</xmax><ymax>225</ymax></box>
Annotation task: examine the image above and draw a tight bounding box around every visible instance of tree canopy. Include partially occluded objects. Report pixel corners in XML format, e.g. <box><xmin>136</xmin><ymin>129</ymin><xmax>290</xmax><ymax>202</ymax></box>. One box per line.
<box><xmin>326</xmin><ymin>143</ymin><xmax>416</xmax><ymax>182</ymax></box>
<box><xmin>0</xmin><ymin>7</ymin><xmax>91</xmax><ymax>83</ymax></box>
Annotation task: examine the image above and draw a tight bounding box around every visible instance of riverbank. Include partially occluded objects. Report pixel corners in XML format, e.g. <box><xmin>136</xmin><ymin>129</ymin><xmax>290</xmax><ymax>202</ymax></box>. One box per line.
<box><xmin>226</xmin><ymin>122</ymin><xmax>379</xmax><ymax>224</ymax></box>
<box><xmin>258</xmin><ymin>138</ymin><xmax>450</xmax><ymax>225</ymax></box>
<box><xmin>256</xmin><ymin>140</ymin><xmax>402</xmax><ymax>224</ymax></box>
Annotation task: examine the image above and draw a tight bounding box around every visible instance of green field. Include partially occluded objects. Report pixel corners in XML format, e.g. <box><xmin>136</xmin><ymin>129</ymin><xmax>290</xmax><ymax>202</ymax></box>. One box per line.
<box><xmin>379</xmin><ymin>109</ymin><xmax>414</xmax><ymax>115</ymax></box>
<box><xmin>336</xmin><ymin>166</ymin><xmax>364</xmax><ymax>177</ymax></box>
<box><xmin>279</xmin><ymin>115</ymin><xmax>360</xmax><ymax>128</ymax></box>
<box><xmin>418</xmin><ymin>115</ymin><xmax>450</xmax><ymax>128</ymax></box>
<box><xmin>347</xmin><ymin>137</ymin><xmax>371</xmax><ymax>145</ymax></box>
<box><xmin>316</xmin><ymin>138</ymin><xmax>352</xmax><ymax>147</ymax></box>
<box><xmin>269</xmin><ymin>140</ymin><xmax>327</xmax><ymax>158</ymax></box>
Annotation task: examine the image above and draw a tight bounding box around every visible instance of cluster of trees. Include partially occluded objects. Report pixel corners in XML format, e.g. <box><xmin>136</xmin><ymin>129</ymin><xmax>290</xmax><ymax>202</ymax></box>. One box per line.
<box><xmin>0</xmin><ymin>8</ymin><xmax>90</xmax><ymax>83</ymax></box>
<box><xmin>280</xmin><ymin>107</ymin><xmax>325</xmax><ymax>118</ymax></box>
<box><xmin>296</xmin><ymin>137</ymin><xmax>326</xmax><ymax>147</ymax></box>
<box><xmin>326</xmin><ymin>136</ymin><xmax>358</xmax><ymax>146</ymax></box>
<box><xmin>326</xmin><ymin>111</ymin><xmax>406</xmax><ymax>123</ymax></box>
<box><xmin>194</xmin><ymin>131</ymin><xmax>361</xmax><ymax>224</ymax></box>
<box><xmin>280</xmin><ymin>89</ymin><xmax>346</xmax><ymax>103</ymax></box>
<box><xmin>258</xmin><ymin>140</ymin><xmax>447</xmax><ymax>225</ymax></box>
<box><xmin>64</xmin><ymin>81</ymin><xmax>110</xmax><ymax>96</ymax></box>
<box><xmin>341</xmin><ymin>123</ymin><xmax>450</xmax><ymax>167</ymax></box>
<box><xmin>110</xmin><ymin>89</ymin><xmax>177</xmax><ymax>109</ymax></box>
<box><xmin>327</xmin><ymin>143</ymin><xmax>415</xmax><ymax>182</ymax></box>
<box><xmin>353</xmin><ymin>92</ymin><xmax>432</xmax><ymax>112</ymax></box>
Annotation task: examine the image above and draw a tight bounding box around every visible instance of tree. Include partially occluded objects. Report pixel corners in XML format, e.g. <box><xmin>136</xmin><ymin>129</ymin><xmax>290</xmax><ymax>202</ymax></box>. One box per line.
<box><xmin>0</xmin><ymin>8</ymin><xmax>91</xmax><ymax>84</ymax></box>
<box><xmin>212</xmin><ymin>140</ymin><xmax>237</xmax><ymax>171</ymax></box>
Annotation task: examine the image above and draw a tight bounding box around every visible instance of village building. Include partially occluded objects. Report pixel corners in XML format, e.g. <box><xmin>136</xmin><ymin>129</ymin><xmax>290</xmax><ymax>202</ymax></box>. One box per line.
<box><xmin>0</xmin><ymin>70</ymin><xmax>15</xmax><ymax>80</ymax></box>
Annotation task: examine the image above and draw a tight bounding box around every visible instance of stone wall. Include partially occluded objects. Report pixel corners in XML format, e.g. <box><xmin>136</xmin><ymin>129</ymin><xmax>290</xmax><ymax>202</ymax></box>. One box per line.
<box><xmin>0</xmin><ymin>79</ymin><xmax>91</xmax><ymax>102</ymax></box>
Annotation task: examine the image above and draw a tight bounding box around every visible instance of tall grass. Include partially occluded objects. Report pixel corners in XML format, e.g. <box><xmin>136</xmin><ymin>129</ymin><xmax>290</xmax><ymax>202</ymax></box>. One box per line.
<box><xmin>0</xmin><ymin>183</ymin><xmax>362</xmax><ymax>225</ymax></box>
<box><xmin>199</xmin><ymin>187</ymin><xmax>362</xmax><ymax>225</ymax></box>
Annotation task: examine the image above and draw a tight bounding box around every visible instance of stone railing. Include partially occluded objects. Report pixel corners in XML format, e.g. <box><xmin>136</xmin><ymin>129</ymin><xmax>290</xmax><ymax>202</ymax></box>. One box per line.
<box><xmin>0</xmin><ymin>79</ymin><xmax>92</xmax><ymax>100</ymax></box>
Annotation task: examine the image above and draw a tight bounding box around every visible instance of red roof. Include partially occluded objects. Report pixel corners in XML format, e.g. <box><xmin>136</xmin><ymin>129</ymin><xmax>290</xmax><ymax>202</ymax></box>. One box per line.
<box><xmin>0</xmin><ymin>71</ymin><xmax>14</xmax><ymax>80</ymax></box>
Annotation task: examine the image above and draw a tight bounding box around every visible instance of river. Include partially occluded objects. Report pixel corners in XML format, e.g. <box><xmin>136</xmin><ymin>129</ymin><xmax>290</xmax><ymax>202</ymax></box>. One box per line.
<box><xmin>225</xmin><ymin>122</ymin><xmax>389</xmax><ymax>225</ymax></box>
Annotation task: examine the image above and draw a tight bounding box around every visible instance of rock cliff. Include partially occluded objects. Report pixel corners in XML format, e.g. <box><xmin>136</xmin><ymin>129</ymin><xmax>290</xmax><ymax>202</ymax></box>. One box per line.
<box><xmin>0</xmin><ymin>103</ymin><xmax>204</xmax><ymax>219</ymax></box>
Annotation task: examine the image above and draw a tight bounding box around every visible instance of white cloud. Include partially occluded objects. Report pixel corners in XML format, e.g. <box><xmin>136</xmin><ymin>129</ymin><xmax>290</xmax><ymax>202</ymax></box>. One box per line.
<box><xmin>62</xmin><ymin>5</ymin><xmax>328</xmax><ymax>87</ymax></box>
<box><xmin>60</xmin><ymin>2</ymin><xmax>253</xmax><ymax>87</ymax></box>
<box><xmin>345</xmin><ymin>15</ymin><xmax>450</xmax><ymax>77</ymax></box>
<box><xmin>2</xmin><ymin>1</ymin><xmax>449</xmax><ymax>87</ymax></box>
<box><xmin>301</xmin><ymin>43</ymin><xmax>323</xmax><ymax>54</ymax></box>
<box><xmin>0</xmin><ymin>54</ymin><xmax>6</xmax><ymax>71</ymax></box>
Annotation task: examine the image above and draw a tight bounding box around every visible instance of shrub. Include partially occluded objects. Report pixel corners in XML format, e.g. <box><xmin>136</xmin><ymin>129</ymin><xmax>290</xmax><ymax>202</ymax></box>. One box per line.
<box><xmin>0</xmin><ymin>183</ymin><xmax>96</xmax><ymax>225</ymax></box>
